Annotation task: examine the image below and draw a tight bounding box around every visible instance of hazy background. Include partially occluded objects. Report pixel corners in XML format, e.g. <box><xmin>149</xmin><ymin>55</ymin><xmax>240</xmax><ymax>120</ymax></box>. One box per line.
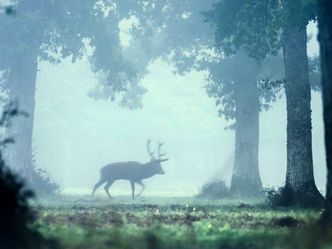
<box><xmin>29</xmin><ymin>19</ymin><xmax>325</xmax><ymax>197</ymax></box>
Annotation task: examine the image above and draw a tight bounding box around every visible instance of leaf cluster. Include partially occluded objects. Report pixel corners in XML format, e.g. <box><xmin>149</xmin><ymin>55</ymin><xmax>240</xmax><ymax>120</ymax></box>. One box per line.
<box><xmin>0</xmin><ymin>0</ymin><xmax>143</xmax><ymax>108</ymax></box>
<box><xmin>205</xmin><ymin>0</ymin><xmax>317</xmax><ymax>62</ymax></box>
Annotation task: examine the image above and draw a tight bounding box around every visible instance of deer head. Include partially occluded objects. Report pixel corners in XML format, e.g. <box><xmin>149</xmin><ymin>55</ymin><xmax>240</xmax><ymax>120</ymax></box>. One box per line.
<box><xmin>146</xmin><ymin>139</ymin><xmax>169</xmax><ymax>174</ymax></box>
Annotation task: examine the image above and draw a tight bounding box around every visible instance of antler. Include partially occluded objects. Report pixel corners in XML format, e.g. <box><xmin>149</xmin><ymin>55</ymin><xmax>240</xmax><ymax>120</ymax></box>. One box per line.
<box><xmin>157</xmin><ymin>141</ymin><xmax>167</xmax><ymax>159</ymax></box>
<box><xmin>157</xmin><ymin>141</ymin><xmax>169</xmax><ymax>162</ymax></box>
<box><xmin>147</xmin><ymin>139</ymin><xmax>156</xmax><ymax>160</ymax></box>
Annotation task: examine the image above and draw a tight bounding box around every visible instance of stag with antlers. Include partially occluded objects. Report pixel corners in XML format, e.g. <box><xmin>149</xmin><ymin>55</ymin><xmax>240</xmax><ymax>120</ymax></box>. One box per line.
<box><xmin>91</xmin><ymin>140</ymin><xmax>169</xmax><ymax>199</ymax></box>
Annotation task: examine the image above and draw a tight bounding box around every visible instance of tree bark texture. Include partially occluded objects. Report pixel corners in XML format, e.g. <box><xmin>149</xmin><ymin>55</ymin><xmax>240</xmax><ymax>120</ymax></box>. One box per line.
<box><xmin>230</xmin><ymin>52</ymin><xmax>263</xmax><ymax>196</ymax></box>
<box><xmin>318</xmin><ymin>0</ymin><xmax>332</xmax><ymax>222</ymax></box>
<box><xmin>282</xmin><ymin>24</ymin><xmax>324</xmax><ymax>206</ymax></box>
<box><xmin>5</xmin><ymin>52</ymin><xmax>38</xmax><ymax>183</ymax></box>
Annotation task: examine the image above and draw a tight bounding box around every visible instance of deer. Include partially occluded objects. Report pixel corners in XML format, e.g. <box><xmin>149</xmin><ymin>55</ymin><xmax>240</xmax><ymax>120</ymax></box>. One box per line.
<box><xmin>91</xmin><ymin>140</ymin><xmax>168</xmax><ymax>199</ymax></box>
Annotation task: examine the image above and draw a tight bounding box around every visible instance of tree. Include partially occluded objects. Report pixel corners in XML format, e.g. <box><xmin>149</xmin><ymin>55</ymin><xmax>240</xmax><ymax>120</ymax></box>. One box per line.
<box><xmin>111</xmin><ymin>0</ymin><xmax>283</xmax><ymax>197</ymax></box>
<box><xmin>221</xmin><ymin>53</ymin><xmax>263</xmax><ymax>195</ymax></box>
<box><xmin>207</xmin><ymin>51</ymin><xmax>284</xmax><ymax>196</ymax></box>
<box><xmin>282</xmin><ymin>2</ymin><xmax>320</xmax><ymax>205</ymax></box>
<box><xmin>0</xmin><ymin>0</ymin><xmax>143</xmax><ymax>182</ymax></box>
<box><xmin>208</xmin><ymin>0</ymin><xmax>323</xmax><ymax>206</ymax></box>
<box><xmin>0</xmin><ymin>104</ymin><xmax>57</xmax><ymax>249</ymax></box>
<box><xmin>317</xmin><ymin>0</ymin><xmax>332</xmax><ymax>223</ymax></box>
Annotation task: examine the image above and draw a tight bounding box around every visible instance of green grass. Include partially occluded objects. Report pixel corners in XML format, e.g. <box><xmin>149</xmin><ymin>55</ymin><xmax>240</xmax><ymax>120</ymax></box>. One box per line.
<box><xmin>31</xmin><ymin>196</ymin><xmax>332</xmax><ymax>249</ymax></box>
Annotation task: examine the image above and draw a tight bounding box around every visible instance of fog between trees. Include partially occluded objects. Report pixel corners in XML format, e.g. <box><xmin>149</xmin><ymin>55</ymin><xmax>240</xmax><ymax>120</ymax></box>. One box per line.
<box><xmin>33</xmin><ymin>26</ymin><xmax>325</xmax><ymax>196</ymax></box>
<box><xmin>0</xmin><ymin>0</ymin><xmax>327</xmax><ymax>198</ymax></box>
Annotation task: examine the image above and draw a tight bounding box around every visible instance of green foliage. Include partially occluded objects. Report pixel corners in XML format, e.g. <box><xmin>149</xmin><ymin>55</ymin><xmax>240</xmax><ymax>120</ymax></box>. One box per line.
<box><xmin>205</xmin><ymin>51</ymin><xmax>284</xmax><ymax>122</ymax></box>
<box><xmin>266</xmin><ymin>186</ymin><xmax>324</xmax><ymax>208</ymax></box>
<box><xmin>0</xmin><ymin>160</ymin><xmax>49</xmax><ymax>249</ymax></box>
<box><xmin>266</xmin><ymin>187</ymin><xmax>293</xmax><ymax>207</ymax></box>
<box><xmin>205</xmin><ymin>0</ymin><xmax>282</xmax><ymax>62</ymax></box>
<box><xmin>118</xmin><ymin>1</ymin><xmax>285</xmax><ymax>122</ymax></box>
<box><xmin>32</xmin><ymin>196</ymin><xmax>331</xmax><ymax>249</ymax></box>
<box><xmin>0</xmin><ymin>104</ymin><xmax>58</xmax><ymax>249</ymax></box>
<box><xmin>197</xmin><ymin>179</ymin><xmax>230</xmax><ymax>199</ymax></box>
<box><xmin>203</xmin><ymin>0</ymin><xmax>320</xmax><ymax>122</ymax></box>
<box><xmin>205</xmin><ymin>0</ymin><xmax>317</xmax><ymax>62</ymax></box>
<box><xmin>0</xmin><ymin>0</ymin><xmax>144</xmax><ymax>108</ymax></box>
<box><xmin>30</xmin><ymin>167</ymin><xmax>61</xmax><ymax>197</ymax></box>
<box><xmin>0</xmin><ymin>158</ymin><xmax>34</xmax><ymax>232</ymax></box>
<box><xmin>4</xmin><ymin>6</ymin><xmax>16</xmax><ymax>16</ymax></box>
<box><xmin>205</xmin><ymin>67</ymin><xmax>236</xmax><ymax>122</ymax></box>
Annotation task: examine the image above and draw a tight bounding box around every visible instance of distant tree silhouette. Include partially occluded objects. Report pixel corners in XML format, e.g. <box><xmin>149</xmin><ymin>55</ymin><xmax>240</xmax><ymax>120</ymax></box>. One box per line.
<box><xmin>115</xmin><ymin>0</ymin><xmax>282</xmax><ymax>197</ymax></box>
<box><xmin>207</xmin><ymin>0</ymin><xmax>323</xmax><ymax>206</ymax></box>
<box><xmin>0</xmin><ymin>0</ymin><xmax>144</xmax><ymax>182</ymax></box>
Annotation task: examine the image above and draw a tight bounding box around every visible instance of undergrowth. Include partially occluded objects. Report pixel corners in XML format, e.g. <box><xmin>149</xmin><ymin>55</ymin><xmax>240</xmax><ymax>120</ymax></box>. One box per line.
<box><xmin>197</xmin><ymin>179</ymin><xmax>230</xmax><ymax>199</ymax></box>
<box><xmin>31</xmin><ymin>196</ymin><xmax>332</xmax><ymax>249</ymax></box>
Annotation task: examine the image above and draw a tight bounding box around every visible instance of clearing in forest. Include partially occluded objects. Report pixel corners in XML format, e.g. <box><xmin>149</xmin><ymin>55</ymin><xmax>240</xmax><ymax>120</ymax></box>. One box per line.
<box><xmin>32</xmin><ymin>196</ymin><xmax>332</xmax><ymax>249</ymax></box>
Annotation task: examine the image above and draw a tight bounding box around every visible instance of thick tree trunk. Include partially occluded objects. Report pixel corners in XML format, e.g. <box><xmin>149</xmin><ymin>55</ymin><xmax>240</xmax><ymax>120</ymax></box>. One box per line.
<box><xmin>5</xmin><ymin>52</ymin><xmax>38</xmax><ymax>183</ymax></box>
<box><xmin>230</xmin><ymin>64</ymin><xmax>263</xmax><ymax>196</ymax></box>
<box><xmin>317</xmin><ymin>0</ymin><xmax>332</xmax><ymax>223</ymax></box>
<box><xmin>282</xmin><ymin>24</ymin><xmax>324</xmax><ymax>207</ymax></box>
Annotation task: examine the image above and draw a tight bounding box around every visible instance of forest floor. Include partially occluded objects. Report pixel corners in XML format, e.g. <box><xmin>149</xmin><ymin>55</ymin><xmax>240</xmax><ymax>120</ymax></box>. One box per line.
<box><xmin>32</xmin><ymin>196</ymin><xmax>332</xmax><ymax>249</ymax></box>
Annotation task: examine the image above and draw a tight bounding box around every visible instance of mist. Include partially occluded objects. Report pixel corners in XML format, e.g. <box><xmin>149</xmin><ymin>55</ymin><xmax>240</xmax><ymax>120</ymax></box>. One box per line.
<box><xmin>32</xmin><ymin>22</ymin><xmax>326</xmax><ymax>195</ymax></box>
<box><xmin>2</xmin><ymin>1</ymin><xmax>332</xmax><ymax>248</ymax></box>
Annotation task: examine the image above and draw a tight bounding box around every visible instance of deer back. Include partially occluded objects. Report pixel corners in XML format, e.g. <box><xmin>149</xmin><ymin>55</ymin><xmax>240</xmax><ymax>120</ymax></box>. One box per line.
<box><xmin>100</xmin><ymin>161</ymin><xmax>162</xmax><ymax>181</ymax></box>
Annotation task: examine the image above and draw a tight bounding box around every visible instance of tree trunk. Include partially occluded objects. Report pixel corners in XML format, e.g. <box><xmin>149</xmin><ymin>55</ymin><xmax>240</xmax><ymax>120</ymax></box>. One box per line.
<box><xmin>317</xmin><ymin>0</ymin><xmax>332</xmax><ymax>223</ymax></box>
<box><xmin>5</xmin><ymin>52</ymin><xmax>38</xmax><ymax>183</ymax></box>
<box><xmin>282</xmin><ymin>24</ymin><xmax>324</xmax><ymax>207</ymax></box>
<box><xmin>230</xmin><ymin>65</ymin><xmax>263</xmax><ymax>196</ymax></box>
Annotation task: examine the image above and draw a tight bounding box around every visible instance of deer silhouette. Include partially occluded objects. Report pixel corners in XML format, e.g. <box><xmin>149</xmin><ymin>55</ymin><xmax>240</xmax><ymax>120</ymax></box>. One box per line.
<box><xmin>91</xmin><ymin>140</ymin><xmax>168</xmax><ymax>199</ymax></box>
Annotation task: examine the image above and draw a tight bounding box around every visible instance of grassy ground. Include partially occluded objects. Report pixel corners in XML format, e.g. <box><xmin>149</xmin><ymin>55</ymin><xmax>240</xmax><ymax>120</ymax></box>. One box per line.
<box><xmin>31</xmin><ymin>196</ymin><xmax>332</xmax><ymax>249</ymax></box>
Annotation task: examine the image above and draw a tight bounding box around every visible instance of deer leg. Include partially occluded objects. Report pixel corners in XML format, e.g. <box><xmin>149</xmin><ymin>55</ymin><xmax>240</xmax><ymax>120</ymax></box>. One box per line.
<box><xmin>91</xmin><ymin>179</ymin><xmax>106</xmax><ymax>196</ymax></box>
<box><xmin>135</xmin><ymin>181</ymin><xmax>145</xmax><ymax>197</ymax></box>
<box><xmin>104</xmin><ymin>180</ymin><xmax>114</xmax><ymax>199</ymax></box>
<box><xmin>130</xmin><ymin>180</ymin><xmax>135</xmax><ymax>200</ymax></box>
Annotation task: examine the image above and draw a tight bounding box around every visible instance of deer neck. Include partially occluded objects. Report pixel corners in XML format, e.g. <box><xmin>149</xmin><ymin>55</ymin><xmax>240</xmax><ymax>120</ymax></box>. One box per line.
<box><xmin>140</xmin><ymin>162</ymin><xmax>156</xmax><ymax>178</ymax></box>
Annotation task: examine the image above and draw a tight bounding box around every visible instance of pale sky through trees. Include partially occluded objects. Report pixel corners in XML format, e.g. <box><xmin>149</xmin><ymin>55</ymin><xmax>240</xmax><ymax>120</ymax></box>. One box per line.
<box><xmin>31</xmin><ymin>20</ymin><xmax>326</xmax><ymax>195</ymax></box>
<box><xmin>0</xmin><ymin>2</ymin><xmax>325</xmax><ymax>195</ymax></box>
